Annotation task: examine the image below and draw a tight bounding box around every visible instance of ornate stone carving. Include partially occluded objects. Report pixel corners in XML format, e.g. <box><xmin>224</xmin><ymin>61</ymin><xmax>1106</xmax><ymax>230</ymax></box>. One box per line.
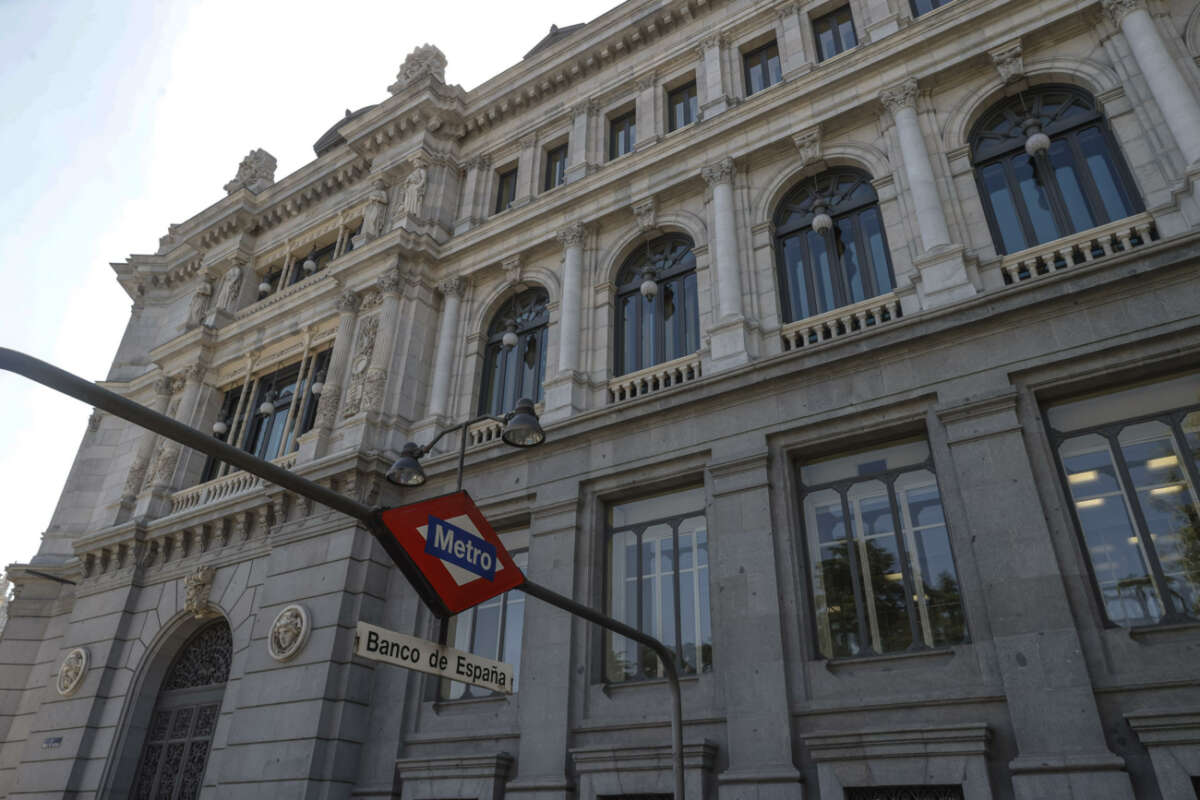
<box><xmin>222</xmin><ymin>148</ymin><xmax>277</xmax><ymax>194</ymax></box>
<box><xmin>438</xmin><ymin>276</ymin><xmax>467</xmax><ymax>297</ymax></box>
<box><xmin>636</xmin><ymin>72</ymin><xmax>657</xmax><ymax>92</ymax></box>
<box><xmin>154</xmin><ymin>375</ymin><xmax>175</xmax><ymax>398</ymax></box>
<box><xmin>518</xmin><ymin>132</ymin><xmax>538</xmax><ymax>149</ymax></box>
<box><xmin>388</xmin><ymin>44</ymin><xmax>447</xmax><ymax>94</ymax></box>
<box><xmin>315</xmin><ymin>388</ymin><xmax>340</xmax><ymax>430</ymax></box>
<box><xmin>468</xmin><ymin>154</ymin><xmax>492</xmax><ymax>172</ymax></box>
<box><xmin>1101</xmin><ymin>0</ymin><xmax>1140</xmax><ymax>25</ymax></box>
<box><xmin>56</xmin><ymin>647</ymin><xmax>88</xmax><ymax>696</ymax></box>
<box><xmin>343</xmin><ymin>316</ymin><xmax>379</xmax><ymax>417</ymax></box>
<box><xmin>879</xmin><ymin>79</ymin><xmax>919</xmax><ymax>114</ymax></box>
<box><xmin>87</xmin><ymin>410</ymin><xmax>103</xmax><ymax>432</ymax></box>
<box><xmin>185</xmin><ymin>279</ymin><xmax>213</xmax><ymax>329</ymax></box>
<box><xmin>401</xmin><ymin>161</ymin><xmax>428</xmax><ymax>217</ymax></box>
<box><xmin>268</xmin><ymin>604</ymin><xmax>310</xmax><ymax>662</ymax></box>
<box><xmin>376</xmin><ymin>267</ymin><xmax>403</xmax><ymax>296</ymax></box>
<box><xmin>989</xmin><ymin>41</ymin><xmax>1024</xmax><ymax>84</ymax></box>
<box><xmin>153</xmin><ymin>443</ymin><xmax>180</xmax><ymax>485</ymax></box>
<box><xmin>701</xmin><ymin>157</ymin><xmax>735</xmax><ymax>187</ymax></box>
<box><xmin>632</xmin><ymin>198</ymin><xmax>657</xmax><ymax>232</ymax></box>
<box><xmin>336</xmin><ymin>289</ymin><xmax>362</xmax><ymax>315</ymax></box>
<box><xmin>356</xmin><ymin>179</ymin><xmax>390</xmax><ymax>244</ymax></box>
<box><xmin>556</xmin><ymin>222</ymin><xmax>587</xmax><ymax>248</ymax></box>
<box><xmin>122</xmin><ymin>454</ymin><xmax>150</xmax><ymax>499</ymax></box>
<box><xmin>363</xmin><ymin>367</ymin><xmax>388</xmax><ymax>412</ymax></box>
<box><xmin>792</xmin><ymin>125</ymin><xmax>822</xmax><ymax>168</ymax></box>
<box><xmin>214</xmin><ymin>263</ymin><xmax>244</xmax><ymax>313</ymax></box>
<box><xmin>184</xmin><ymin>566</ymin><xmax>219</xmax><ymax>619</ymax></box>
<box><xmin>501</xmin><ymin>255</ymin><xmax>523</xmax><ymax>286</ymax></box>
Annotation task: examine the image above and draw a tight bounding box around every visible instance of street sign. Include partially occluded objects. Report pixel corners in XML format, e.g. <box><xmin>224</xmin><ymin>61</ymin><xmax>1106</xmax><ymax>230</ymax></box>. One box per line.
<box><xmin>354</xmin><ymin>621</ymin><xmax>514</xmax><ymax>694</ymax></box>
<box><xmin>379</xmin><ymin>490</ymin><xmax>525</xmax><ymax>614</ymax></box>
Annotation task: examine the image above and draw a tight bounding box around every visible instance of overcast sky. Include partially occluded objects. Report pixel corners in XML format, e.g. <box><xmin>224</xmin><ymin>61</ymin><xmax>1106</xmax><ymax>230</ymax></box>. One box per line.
<box><xmin>0</xmin><ymin>0</ymin><xmax>618</xmax><ymax>572</ymax></box>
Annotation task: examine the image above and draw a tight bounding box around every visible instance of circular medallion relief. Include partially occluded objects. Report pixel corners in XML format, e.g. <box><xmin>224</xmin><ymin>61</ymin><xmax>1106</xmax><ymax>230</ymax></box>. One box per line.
<box><xmin>351</xmin><ymin>355</ymin><xmax>369</xmax><ymax>375</ymax></box>
<box><xmin>56</xmin><ymin>647</ymin><xmax>88</xmax><ymax>696</ymax></box>
<box><xmin>268</xmin><ymin>604</ymin><xmax>310</xmax><ymax>662</ymax></box>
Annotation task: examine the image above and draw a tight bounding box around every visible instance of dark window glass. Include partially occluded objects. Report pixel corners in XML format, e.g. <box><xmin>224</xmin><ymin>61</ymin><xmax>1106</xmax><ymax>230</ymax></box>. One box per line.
<box><xmin>845</xmin><ymin>788</ymin><xmax>964</xmax><ymax>800</ymax></box>
<box><xmin>609</xmin><ymin>112</ymin><xmax>636</xmax><ymax>160</ymax></box>
<box><xmin>773</xmin><ymin>168</ymin><xmax>896</xmax><ymax>323</ymax></box>
<box><xmin>814</xmin><ymin>6</ymin><xmax>857</xmax><ymax>61</ymax></box>
<box><xmin>478</xmin><ymin>288</ymin><xmax>550</xmax><ymax>415</ymax></box>
<box><xmin>969</xmin><ymin>85</ymin><xmax>1142</xmax><ymax>255</ymax></box>
<box><xmin>495</xmin><ymin>168</ymin><xmax>517</xmax><ymax>214</ymax></box>
<box><xmin>443</xmin><ymin>550</ymin><xmax>527</xmax><ymax>699</ymax></box>
<box><xmin>289</xmin><ymin>241</ymin><xmax>337</xmax><ymax>286</ymax></box>
<box><xmin>742</xmin><ymin>42</ymin><xmax>782</xmax><ymax>96</ymax></box>
<box><xmin>606</xmin><ymin>487</ymin><xmax>711</xmax><ymax>682</ymax></box>
<box><xmin>544</xmin><ymin>145</ymin><xmax>568</xmax><ymax>191</ymax></box>
<box><xmin>1046</xmin><ymin>375</ymin><xmax>1200</xmax><ymax>627</ymax></box>
<box><xmin>614</xmin><ymin>234</ymin><xmax>699</xmax><ymax>376</ymax></box>
<box><xmin>909</xmin><ymin>0</ymin><xmax>954</xmax><ymax>16</ymax></box>
<box><xmin>667</xmin><ymin>82</ymin><xmax>698</xmax><ymax>132</ymax></box>
<box><xmin>799</xmin><ymin>440</ymin><xmax>968</xmax><ymax>659</ymax></box>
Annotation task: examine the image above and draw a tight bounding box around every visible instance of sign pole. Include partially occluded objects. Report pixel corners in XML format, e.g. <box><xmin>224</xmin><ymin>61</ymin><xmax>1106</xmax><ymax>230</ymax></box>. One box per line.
<box><xmin>0</xmin><ymin>347</ymin><xmax>687</xmax><ymax>800</ymax></box>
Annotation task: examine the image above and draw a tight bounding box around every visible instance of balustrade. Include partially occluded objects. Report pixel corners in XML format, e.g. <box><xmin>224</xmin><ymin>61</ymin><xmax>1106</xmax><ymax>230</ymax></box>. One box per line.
<box><xmin>608</xmin><ymin>353</ymin><xmax>703</xmax><ymax>404</ymax></box>
<box><xmin>779</xmin><ymin>294</ymin><xmax>903</xmax><ymax>352</ymax></box>
<box><xmin>995</xmin><ymin>214</ymin><xmax>1157</xmax><ymax>286</ymax></box>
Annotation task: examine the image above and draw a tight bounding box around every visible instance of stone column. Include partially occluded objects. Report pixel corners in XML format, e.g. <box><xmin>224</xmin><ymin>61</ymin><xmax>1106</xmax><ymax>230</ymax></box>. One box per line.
<box><xmin>300</xmin><ymin>289</ymin><xmax>360</xmax><ymax>460</ymax></box>
<box><xmin>775</xmin><ymin>2</ymin><xmax>810</xmax><ymax>78</ymax></box>
<box><xmin>455</xmin><ymin>156</ymin><xmax>489</xmax><ymax>233</ymax></box>
<box><xmin>116</xmin><ymin>374</ymin><xmax>173</xmax><ymax>522</ymax></box>
<box><xmin>937</xmin><ymin>392</ymin><xmax>1134</xmax><ymax>800</ymax></box>
<box><xmin>427</xmin><ymin>277</ymin><xmax>465</xmax><ymax>420</ymax></box>
<box><xmin>702</xmin><ymin>158</ymin><xmax>744</xmax><ymax>322</ymax></box>
<box><xmin>1103</xmin><ymin>0</ymin><xmax>1200</xmax><ymax>166</ymax></box>
<box><xmin>556</xmin><ymin>223</ymin><xmax>585</xmax><ymax>375</ymax></box>
<box><xmin>141</xmin><ymin>363</ymin><xmax>209</xmax><ymax>516</ymax></box>
<box><xmin>565</xmin><ymin>101</ymin><xmax>594</xmax><ymax>183</ymax></box>
<box><xmin>696</xmin><ymin>35</ymin><xmax>732</xmax><ymax>118</ymax></box>
<box><xmin>880</xmin><ymin>79</ymin><xmax>951</xmax><ymax>251</ymax></box>
<box><xmin>634</xmin><ymin>72</ymin><xmax>661</xmax><ymax>149</ymax></box>
<box><xmin>364</xmin><ymin>266</ymin><xmax>404</xmax><ymax>414</ymax></box>
<box><xmin>514</xmin><ymin>133</ymin><xmax>540</xmax><ymax>207</ymax></box>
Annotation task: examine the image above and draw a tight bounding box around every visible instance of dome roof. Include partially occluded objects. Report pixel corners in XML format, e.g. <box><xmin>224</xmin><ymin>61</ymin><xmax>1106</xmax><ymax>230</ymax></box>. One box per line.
<box><xmin>313</xmin><ymin>105</ymin><xmax>376</xmax><ymax>157</ymax></box>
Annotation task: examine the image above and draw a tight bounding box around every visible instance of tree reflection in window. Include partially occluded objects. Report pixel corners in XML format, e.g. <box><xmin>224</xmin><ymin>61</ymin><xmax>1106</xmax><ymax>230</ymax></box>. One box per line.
<box><xmin>800</xmin><ymin>440</ymin><xmax>967</xmax><ymax>659</ymax></box>
<box><xmin>478</xmin><ymin>287</ymin><xmax>549</xmax><ymax>416</ymax></box>
<box><xmin>615</xmin><ymin>234</ymin><xmax>699</xmax><ymax>376</ymax></box>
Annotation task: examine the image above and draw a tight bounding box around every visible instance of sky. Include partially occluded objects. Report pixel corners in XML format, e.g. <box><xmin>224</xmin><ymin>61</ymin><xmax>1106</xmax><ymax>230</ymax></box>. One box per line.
<box><xmin>0</xmin><ymin>0</ymin><xmax>619</xmax><ymax>572</ymax></box>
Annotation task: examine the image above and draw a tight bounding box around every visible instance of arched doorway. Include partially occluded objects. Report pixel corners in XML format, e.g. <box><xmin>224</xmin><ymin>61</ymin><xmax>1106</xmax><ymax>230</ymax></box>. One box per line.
<box><xmin>129</xmin><ymin>619</ymin><xmax>231</xmax><ymax>798</ymax></box>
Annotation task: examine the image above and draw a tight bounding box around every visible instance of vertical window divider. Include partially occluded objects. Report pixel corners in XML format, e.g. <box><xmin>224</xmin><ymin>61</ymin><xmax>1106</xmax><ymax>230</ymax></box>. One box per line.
<box><xmin>1105</xmin><ymin>431</ymin><xmax>1182</xmax><ymax>621</ymax></box>
<box><xmin>635</xmin><ymin>524</ymin><xmax>646</xmax><ymax>679</ymax></box>
<box><xmin>222</xmin><ymin>373</ymin><xmax>257</xmax><ymax>478</ymax></box>
<box><xmin>672</xmin><ymin>520</ymin><xmax>683</xmax><ymax>674</ymax></box>
<box><xmin>275</xmin><ymin>349</ymin><xmax>309</xmax><ymax>459</ymax></box>
<box><xmin>885</xmin><ymin>477</ymin><xmax>927</xmax><ymax>650</ymax></box>
<box><xmin>838</xmin><ymin>489</ymin><xmax>874</xmax><ymax>656</ymax></box>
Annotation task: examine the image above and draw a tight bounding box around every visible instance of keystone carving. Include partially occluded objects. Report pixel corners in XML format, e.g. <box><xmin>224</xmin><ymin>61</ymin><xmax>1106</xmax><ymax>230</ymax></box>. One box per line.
<box><xmin>388</xmin><ymin>44</ymin><xmax>447</xmax><ymax>94</ymax></box>
<box><xmin>223</xmin><ymin>149</ymin><xmax>277</xmax><ymax>195</ymax></box>
<box><xmin>632</xmin><ymin>198</ymin><xmax>657</xmax><ymax>232</ymax></box>
<box><xmin>184</xmin><ymin>566</ymin><xmax>219</xmax><ymax>619</ymax></box>
<box><xmin>989</xmin><ymin>41</ymin><xmax>1024</xmax><ymax>84</ymax></box>
<box><xmin>792</xmin><ymin>125</ymin><xmax>822</xmax><ymax>168</ymax></box>
<box><xmin>501</xmin><ymin>255</ymin><xmax>523</xmax><ymax>286</ymax></box>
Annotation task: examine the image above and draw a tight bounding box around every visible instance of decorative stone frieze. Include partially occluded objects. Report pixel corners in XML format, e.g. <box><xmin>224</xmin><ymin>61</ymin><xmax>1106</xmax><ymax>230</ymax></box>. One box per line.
<box><xmin>268</xmin><ymin>604</ymin><xmax>310</xmax><ymax>662</ymax></box>
<box><xmin>56</xmin><ymin>648</ymin><xmax>88</xmax><ymax>696</ymax></box>
<box><xmin>184</xmin><ymin>565</ymin><xmax>219</xmax><ymax>619</ymax></box>
<box><xmin>388</xmin><ymin>44</ymin><xmax>447</xmax><ymax>94</ymax></box>
<box><xmin>222</xmin><ymin>148</ymin><xmax>277</xmax><ymax>195</ymax></box>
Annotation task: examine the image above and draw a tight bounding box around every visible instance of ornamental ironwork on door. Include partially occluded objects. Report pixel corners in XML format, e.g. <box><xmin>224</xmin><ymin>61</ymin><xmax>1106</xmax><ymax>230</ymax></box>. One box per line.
<box><xmin>131</xmin><ymin>620</ymin><xmax>231</xmax><ymax>799</ymax></box>
<box><xmin>844</xmin><ymin>788</ymin><xmax>965</xmax><ymax>800</ymax></box>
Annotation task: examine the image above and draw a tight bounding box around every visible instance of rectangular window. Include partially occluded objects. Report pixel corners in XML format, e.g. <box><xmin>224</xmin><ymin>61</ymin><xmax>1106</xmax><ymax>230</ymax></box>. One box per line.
<box><xmin>201</xmin><ymin>350</ymin><xmax>331</xmax><ymax>482</ymax></box>
<box><xmin>495</xmin><ymin>168</ymin><xmax>517</xmax><ymax>214</ymax></box>
<box><xmin>813</xmin><ymin>6</ymin><xmax>858</xmax><ymax>61</ymax></box>
<box><xmin>910</xmin><ymin>0</ymin><xmax>953</xmax><ymax>16</ymax></box>
<box><xmin>845</xmin><ymin>788</ymin><xmax>964</xmax><ymax>800</ymax></box>
<box><xmin>544</xmin><ymin>144</ymin><xmax>568</xmax><ymax>191</ymax></box>
<box><xmin>609</xmin><ymin>111</ymin><xmax>636</xmax><ymax>160</ymax></box>
<box><xmin>441</xmin><ymin>549</ymin><xmax>528</xmax><ymax>699</ymax></box>
<box><xmin>1046</xmin><ymin>373</ymin><xmax>1200</xmax><ymax>626</ymax></box>
<box><xmin>799</xmin><ymin>439</ymin><xmax>967</xmax><ymax>659</ymax></box>
<box><xmin>667</xmin><ymin>82</ymin><xmax>698</xmax><ymax>132</ymax></box>
<box><xmin>742</xmin><ymin>41</ymin><xmax>782</xmax><ymax>96</ymax></box>
<box><xmin>606</xmin><ymin>487</ymin><xmax>712</xmax><ymax>682</ymax></box>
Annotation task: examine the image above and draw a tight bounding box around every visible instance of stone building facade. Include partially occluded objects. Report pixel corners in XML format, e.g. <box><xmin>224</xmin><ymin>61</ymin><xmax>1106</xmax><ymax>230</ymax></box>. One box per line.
<box><xmin>3</xmin><ymin>0</ymin><xmax>1200</xmax><ymax>797</ymax></box>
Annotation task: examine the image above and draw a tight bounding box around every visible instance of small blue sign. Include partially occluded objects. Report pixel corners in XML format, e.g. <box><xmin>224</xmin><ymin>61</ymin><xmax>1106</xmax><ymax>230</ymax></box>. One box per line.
<box><xmin>425</xmin><ymin>515</ymin><xmax>498</xmax><ymax>581</ymax></box>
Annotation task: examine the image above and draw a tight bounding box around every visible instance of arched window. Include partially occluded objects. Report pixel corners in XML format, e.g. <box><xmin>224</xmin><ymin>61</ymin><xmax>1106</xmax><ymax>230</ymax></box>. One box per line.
<box><xmin>130</xmin><ymin>620</ymin><xmax>231</xmax><ymax>799</ymax></box>
<box><xmin>773</xmin><ymin>168</ymin><xmax>895</xmax><ymax>323</ymax></box>
<box><xmin>479</xmin><ymin>287</ymin><xmax>549</xmax><ymax>415</ymax></box>
<box><xmin>970</xmin><ymin>84</ymin><xmax>1143</xmax><ymax>255</ymax></box>
<box><xmin>615</xmin><ymin>234</ymin><xmax>699</xmax><ymax>376</ymax></box>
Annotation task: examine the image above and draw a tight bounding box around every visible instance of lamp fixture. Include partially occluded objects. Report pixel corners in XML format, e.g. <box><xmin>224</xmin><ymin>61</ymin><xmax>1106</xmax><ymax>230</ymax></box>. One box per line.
<box><xmin>1023</xmin><ymin>118</ymin><xmax>1050</xmax><ymax>157</ymax></box>
<box><xmin>212</xmin><ymin>419</ymin><xmax>229</xmax><ymax>436</ymax></box>
<box><xmin>310</xmin><ymin>369</ymin><xmax>327</xmax><ymax>396</ymax></box>
<box><xmin>501</xmin><ymin>397</ymin><xmax>545</xmax><ymax>448</ymax></box>
<box><xmin>302</xmin><ymin>248</ymin><xmax>318</xmax><ymax>273</ymax></box>
<box><xmin>258</xmin><ymin>279</ymin><xmax>273</xmax><ymax>295</ymax></box>
<box><xmin>501</xmin><ymin>322</ymin><xmax>519</xmax><ymax>350</ymax></box>
<box><xmin>385</xmin><ymin>441</ymin><xmax>427</xmax><ymax>487</ymax></box>
<box><xmin>811</xmin><ymin>201</ymin><xmax>833</xmax><ymax>234</ymax></box>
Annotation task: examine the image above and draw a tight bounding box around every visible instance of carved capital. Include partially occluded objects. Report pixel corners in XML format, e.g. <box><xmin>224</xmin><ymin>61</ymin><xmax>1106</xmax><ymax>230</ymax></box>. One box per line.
<box><xmin>518</xmin><ymin>132</ymin><xmax>538</xmax><ymax>149</ymax></box>
<box><xmin>184</xmin><ymin>362</ymin><xmax>207</xmax><ymax>383</ymax></box>
<box><xmin>989</xmin><ymin>40</ymin><xmax>1024</xmax><ymax>84</ymax></box>
<box><xmin>791</xmin><ymin>125</ymin><xmax>822</xmax><ymax>168</ymax></box>
<box><xmin>879</xmin><ymin>79</ymin><xmax>919</xmax><ymax>115</ymax></box>
<box><xmin>153</xmin><ymin>375</ymin><xmax>175</xmax><ymax>397</ymax></box>
<box><xmin>376</xmin><ymin>268</ymin><xmax>403</xmax><ymax>296</ymax></box>
<box><xmin>336</xmin><ymin>289</ymin><xmax>362</xmax><ymax>314</ymax></box>
<box><xmin>468</xmin><ymin>154</ymin><xmax>492</xmax><ymax>171</ymax></box>
<box><xmin>701</xmin><ymin>157</ymin><xmax>735</xmax><ymax>187</ymax></box>
<box><xmin>636</xmin><ymin>72</ymin><xmax>657</xmax><ymax>91</ymax></box>
<box><xmin>775</xmin><ymin>1</ymin><xmax>801</xmax><ymax>20</ymax></box>
<box><xmin>438</xmin><ymin>276</ymin><xmax>467</xmax><ymax>297</ymax></box>
<box><xmin>632</xmin><ymin>198</ymin><xmax>657</xmax><ymax>232</ymax></box>
<box><xmin>1101</xmin><ymin>0</ymin><xmax>1141</xmax><ymax>25</ymax></box>
<box><xmin>556</xmin><ymin>222</ymin><xmax>587</xmax><ymax>248</ymax></box>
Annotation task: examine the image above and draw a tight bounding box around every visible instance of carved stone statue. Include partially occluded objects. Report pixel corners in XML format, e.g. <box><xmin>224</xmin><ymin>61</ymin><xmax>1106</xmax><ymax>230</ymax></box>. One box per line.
<box><xmin>56</xmin><ymin>648</ymin><xmax>88</xmax><ymax>696</ymax></box>
<box><xmin>184</xmin><ymin>566</ymin><xmax>219</xmax><ymax>619</ymax></box>
<box><xmin>186</xmin><ymin>279</ymin><xmax>213</xmax><ymax>329</ymax></box>
<box><xmin>402</xmin><ymin>164</ymin><xmax>428</xmax><ymax>217</ymax></box>
<box><xmin>223</xmin><ymin>148</ymin><xmax>277</xmax><ymax>194</ymax></box>
<box><xmin>355</xmin><ymin>180</ymin><xmax>390</xmax><ymax>246</ymax></box>
<box><xmin>214</xmin><ymin>264</ymin><xmax>243</xmax><ymax>313</ymax></box>
<box><xmin>268</xmin><ymin>604</ymin><xmax>309</xmax><ymax>661</ymax></box>
<box><xmin>388</xmin><ymin>44</ymin><xmax>447</xmax><ymax>94</ymax></box>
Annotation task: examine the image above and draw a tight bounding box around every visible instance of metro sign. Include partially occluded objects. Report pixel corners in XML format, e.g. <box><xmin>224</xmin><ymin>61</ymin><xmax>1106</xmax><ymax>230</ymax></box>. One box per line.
<box><xmin>379</xmin><ymin>491</ymin><xmax>525</xmax><ymax>615</ymax></box>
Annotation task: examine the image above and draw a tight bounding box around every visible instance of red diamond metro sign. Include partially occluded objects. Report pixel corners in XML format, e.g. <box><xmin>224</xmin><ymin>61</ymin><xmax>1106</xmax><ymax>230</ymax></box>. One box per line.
<box><xmin>379</xmin><ymin>491</ymin><xmax>526</xmax><ymax>615</ymax></box>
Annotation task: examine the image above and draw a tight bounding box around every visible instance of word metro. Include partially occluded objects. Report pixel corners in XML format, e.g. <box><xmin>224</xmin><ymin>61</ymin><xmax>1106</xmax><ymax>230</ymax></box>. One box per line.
<box><xmin>425</xmin><ymin>515</ymin><xmax>498</xmax><ymax>580</ymax></box>
<box><xmin>354</xmin><ymin>621</ymin><xmax>513</xmax><ymax>694</ymax></box>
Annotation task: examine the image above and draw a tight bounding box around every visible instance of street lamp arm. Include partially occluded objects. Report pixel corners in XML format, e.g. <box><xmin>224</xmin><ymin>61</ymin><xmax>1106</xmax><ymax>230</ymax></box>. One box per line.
<box><xmin>415</xmin><ymin>413</ymin><xmax>506</xmax><ymax>457</ymax></box>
